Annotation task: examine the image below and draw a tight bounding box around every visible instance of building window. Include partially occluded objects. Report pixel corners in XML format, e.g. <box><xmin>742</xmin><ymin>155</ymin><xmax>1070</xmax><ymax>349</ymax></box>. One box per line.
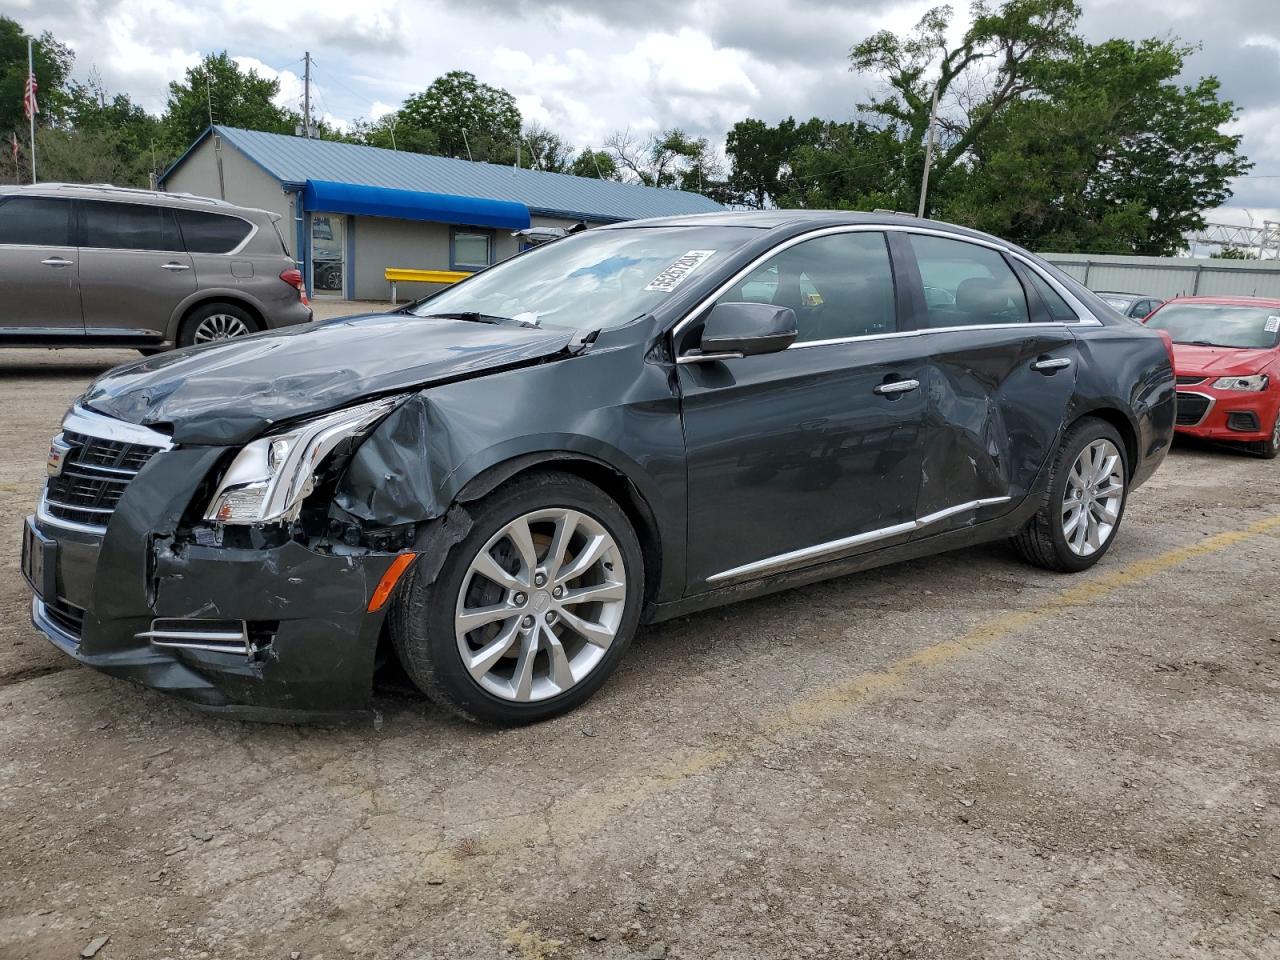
<box><xmin>451</xmin><ymin>229</ymin><xmax>492</xmax><ymax>271</ymax></box>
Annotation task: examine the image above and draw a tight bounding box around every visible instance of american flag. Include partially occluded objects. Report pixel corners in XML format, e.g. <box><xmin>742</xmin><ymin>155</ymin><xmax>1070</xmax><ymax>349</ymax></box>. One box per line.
<box><xmin>23</xmin><ymin>69</ymin><xmax>38</xmax><ymax>121</ymax></box>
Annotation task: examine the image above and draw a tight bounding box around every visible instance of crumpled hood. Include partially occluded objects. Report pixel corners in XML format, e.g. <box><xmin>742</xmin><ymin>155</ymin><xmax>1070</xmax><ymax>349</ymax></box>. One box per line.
<box><xmin>83</xmin><ymin>312</ymin><xmax>575</xmax><ymax>445</ymax></box>
<box><xmin>1172</xmin><ymin>344</ymin><xmax>1277</xmax><ymax>378</ymax></box>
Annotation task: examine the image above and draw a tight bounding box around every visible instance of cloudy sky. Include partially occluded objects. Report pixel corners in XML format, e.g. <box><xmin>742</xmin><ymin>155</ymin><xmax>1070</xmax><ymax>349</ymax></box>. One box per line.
<box><xmin>10</xmin><ymin>0</ymin><xmax>1280</xmax><ymax>227</ymax></box>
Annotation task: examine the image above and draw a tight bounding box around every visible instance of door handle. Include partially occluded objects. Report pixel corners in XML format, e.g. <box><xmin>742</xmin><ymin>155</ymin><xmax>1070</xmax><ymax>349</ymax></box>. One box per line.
<box><xmin>1031</xmin><ymin>357</ymin><xmax>1072</xmax><ymax>372</ymax></box>
<box><xmin>41</xmin><ymin>257</ymin><xmax>74</xmax><ymax>267</ymax></box>
<box><xmin>160</xmin><ymin>262</ymin><xmax>191</xmax><ymax>271</ymax></box>
<box><xmin>873</xmin><ymin>379</ymin><xmax>920</xmax><ymax>396</ymax></box>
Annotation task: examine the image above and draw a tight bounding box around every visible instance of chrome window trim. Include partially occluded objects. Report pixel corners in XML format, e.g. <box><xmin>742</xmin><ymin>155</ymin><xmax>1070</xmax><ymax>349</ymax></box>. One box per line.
<box><xmin>62</xmin><ymin>403</ymin><xmax>175</xmax><ymax>450</ymax></box>
<box><xmin>706</xmin><ymin>496</ymin><xmax>1012</xmax><ymax>584</ymax></box>
<box><xmin>670</xmin><ymin>223</ymin><xmax>1099</xmax><ymax>354</ymax></box>
<box><xmin>1175</xmin><ymin>390</ymin><xmax>1215</xmax><ymax>427</ymax></box>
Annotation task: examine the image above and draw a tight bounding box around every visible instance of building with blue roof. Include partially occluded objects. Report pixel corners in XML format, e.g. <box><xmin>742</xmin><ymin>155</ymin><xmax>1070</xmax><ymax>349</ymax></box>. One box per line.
<box><xmin>159</xmin><ymin>125</ymin><xmax>724</xmax><ymax>300</ymax></box>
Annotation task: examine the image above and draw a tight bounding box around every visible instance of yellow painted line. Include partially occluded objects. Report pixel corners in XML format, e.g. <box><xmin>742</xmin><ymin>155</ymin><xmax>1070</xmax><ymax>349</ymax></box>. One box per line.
<box><xmin>420</xmin><ymin>513</ymin><xmax>1280</xmax><ymax>873</ymax></box>
<box><xmin>384</xmin><ymin>268</ymin><xmax>472</xmax><ymax>284</ymax></box>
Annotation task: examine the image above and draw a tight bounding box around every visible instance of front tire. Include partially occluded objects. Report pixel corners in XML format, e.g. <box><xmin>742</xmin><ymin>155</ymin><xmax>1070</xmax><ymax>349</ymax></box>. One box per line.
<box><xmin>391</xmin><ymin>471</ymin><xmax>644</xmax><ymax>725</ymax></box>
<box><xmin>1012</xmin><ymin>418</ymin><xmax>1129</xmax><ymax>572</ymax></box>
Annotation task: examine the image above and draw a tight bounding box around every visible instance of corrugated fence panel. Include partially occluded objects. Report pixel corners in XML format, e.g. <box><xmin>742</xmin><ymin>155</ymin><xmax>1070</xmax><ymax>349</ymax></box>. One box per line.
<box><xmin>1042</xmin><ymin>253</ymin><xmax>1280</xmax><ymax>300</ymax></box>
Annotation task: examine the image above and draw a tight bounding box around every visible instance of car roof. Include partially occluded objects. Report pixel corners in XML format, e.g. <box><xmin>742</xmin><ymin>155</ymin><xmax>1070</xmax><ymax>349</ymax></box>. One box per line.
<box><xmin>599</xmin><ymin>209</ymin><xmax>1013</xmax><ymax>244</ymax></box>
<box><xmin>1161</xmin><ymin>295</ymin><xmax>1280</xmax><ymax>308</ymax></box>
<box><xmin>0</xmin><ymin>183</ymin><xmax>276</xmax><ymax>219</ymax></box>
<box><xmin>1095</xmin><ymin>291</ymin><xmax>1155</xmax><ymax>299</ymax></box>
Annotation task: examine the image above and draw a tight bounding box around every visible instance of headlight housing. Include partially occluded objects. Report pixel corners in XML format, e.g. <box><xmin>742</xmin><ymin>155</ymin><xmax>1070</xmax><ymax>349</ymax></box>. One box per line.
<box><xmin>1211</xmin><ymin>374</ymin><xmax>1269</xmax><ymax>392</ymax></box>
<box><xmin>204</xmin><ymin>395</ymin><xmax>405</xmax><ymax>525</ymax></box>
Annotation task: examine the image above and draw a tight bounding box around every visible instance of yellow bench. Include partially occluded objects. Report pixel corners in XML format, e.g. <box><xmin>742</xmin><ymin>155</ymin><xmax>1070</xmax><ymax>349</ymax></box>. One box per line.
<box><xmin>385</xmin><ymin>268</ymin><xmax>473</xmax><ymax>304</ymax></box>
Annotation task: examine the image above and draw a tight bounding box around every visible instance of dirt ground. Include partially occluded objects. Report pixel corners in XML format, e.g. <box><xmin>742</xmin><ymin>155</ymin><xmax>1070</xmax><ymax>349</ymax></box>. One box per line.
<box><xmin>0</xmin><ymin>331</ymin><xmax>1277</xmax><ymax>960</ymax></box>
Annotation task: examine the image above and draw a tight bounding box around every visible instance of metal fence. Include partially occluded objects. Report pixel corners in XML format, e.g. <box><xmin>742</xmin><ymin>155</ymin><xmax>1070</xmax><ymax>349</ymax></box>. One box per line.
<box><xmin>1041</xmin><ymin>253</ymin><xmax>1280</xmax><ymax>299</ymax></box>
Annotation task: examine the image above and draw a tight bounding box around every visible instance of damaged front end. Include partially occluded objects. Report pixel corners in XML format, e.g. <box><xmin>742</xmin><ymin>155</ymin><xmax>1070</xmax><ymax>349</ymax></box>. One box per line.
<box><xmin>25</xmin><ymin>399</ymin><xmax>424</xmax><ymax>719</ymax></box>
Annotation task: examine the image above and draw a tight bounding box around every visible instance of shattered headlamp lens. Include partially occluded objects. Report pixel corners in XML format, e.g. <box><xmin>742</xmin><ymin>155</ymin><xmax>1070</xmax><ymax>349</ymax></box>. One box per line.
<box><xmin>203</xmin><ymin>395</ymin><xmax>406</xmax><ymax>526</ymax></box>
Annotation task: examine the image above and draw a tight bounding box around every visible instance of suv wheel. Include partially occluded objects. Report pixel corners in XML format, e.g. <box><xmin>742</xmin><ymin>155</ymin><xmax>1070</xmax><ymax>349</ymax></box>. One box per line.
<box><xmin>1012</xmin><ymin>418</ymin><xmax>1129</xmax><ymax>572</ymax></box>
<box><xmin>391</xmin><ymin>471</ymin><xmax>644</xmax><ymax>724</ymax></box>
<box><xmin>178</xmin><ymin>302</ymin><xmax>259</xmax><ymax>347</ymax></box>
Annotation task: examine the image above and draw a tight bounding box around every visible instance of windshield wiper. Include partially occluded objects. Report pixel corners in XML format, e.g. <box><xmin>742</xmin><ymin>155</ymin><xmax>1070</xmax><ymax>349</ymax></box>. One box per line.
<box><xmin>418</xmin><ymin>311</ymin><xmax>538</xmax><ymax>328</ymax></box>
<box><xmin>1174</xmin><ymin>339</ymin><xmax>1224</xmax><ymax>347</ymax></box>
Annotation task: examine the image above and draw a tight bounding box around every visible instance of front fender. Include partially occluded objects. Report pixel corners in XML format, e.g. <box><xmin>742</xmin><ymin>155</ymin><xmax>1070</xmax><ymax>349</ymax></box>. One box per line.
<box><xmin>333</xmin><ymin>343</ymin><xmax>689</xmax><ymax>601</ymax></box>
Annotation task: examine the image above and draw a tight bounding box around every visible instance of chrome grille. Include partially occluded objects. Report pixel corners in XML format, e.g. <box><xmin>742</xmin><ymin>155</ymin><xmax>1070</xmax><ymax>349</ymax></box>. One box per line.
<box><xmin>38</xmin><ymin>406</ymin><xmax>173</xmax><ymax>534</ymax></box>
<box><xmin>1175</xmin><ymin>375</ymin><xmax>1207</xmax><ymax>386</ymax></box>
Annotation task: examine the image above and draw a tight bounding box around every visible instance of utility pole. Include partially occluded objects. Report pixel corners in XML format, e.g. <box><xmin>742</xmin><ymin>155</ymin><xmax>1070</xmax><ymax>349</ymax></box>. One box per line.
<box><xmin>462</xmin><ymin>129</ymin><xmax>473</xmax><ymax>162</ymax></box>
<box><xmin>916</xmin><ymin>83</ymin><xmax>939</xmax><ymax>219</ymax></box>
<box><xmin>303</xmin><ymin>51</ymin><xmax>313</xmax><ymax>138</ymax></box>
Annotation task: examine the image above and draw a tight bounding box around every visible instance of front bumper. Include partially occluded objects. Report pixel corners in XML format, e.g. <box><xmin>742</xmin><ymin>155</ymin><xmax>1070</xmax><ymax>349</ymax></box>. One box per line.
<box><xmin>1175</xmin><ymin>386</ymin><xmax>1279</xmax><ymax>442</ymax></box>
<box><xmin>24</xmin><ymin>440</ymin><xmax>402</xmax><ymax>718</ymax></box>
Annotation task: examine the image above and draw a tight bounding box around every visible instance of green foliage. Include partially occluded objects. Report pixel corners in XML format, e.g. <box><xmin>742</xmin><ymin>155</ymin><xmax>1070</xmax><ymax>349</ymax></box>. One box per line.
<box><xmin>521</xmin><ymin>123</ymin><xmax>573</xmax><ymax>172</ymax></box>
<box><xmin>162</xmin><ymin>52</ymin><xmax>294</xmax><ymax>150</ymax></box>
<box><xmin>569</xmin><ymin>148</ymin><xmax>618</xmax><ymax>181</ymax></box>
<box><xmin>1211</xmin><ymin>247</ymin><xmax>1257</xmax><ymax>260</ymax></box>
<box><xmin>605</xmin><ymin>128</ymin><xmax>724</xmax><ymax>196</ymax></box>
<box><xmin>395</xmin><ymin>70</ymin><xmax>522</xmax><ymax>163</ymax></box>
<box><xmin>0</xmin><ymin>17</ymin><xmax>73</xmax><ymax>135</ymax></box>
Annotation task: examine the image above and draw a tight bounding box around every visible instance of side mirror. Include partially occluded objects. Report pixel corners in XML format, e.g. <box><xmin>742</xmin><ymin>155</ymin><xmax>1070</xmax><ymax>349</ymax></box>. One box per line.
<box><xmin>694</xmin><ymin>301</ymin><xmax>798</xmax><ymax>359</ymax></box>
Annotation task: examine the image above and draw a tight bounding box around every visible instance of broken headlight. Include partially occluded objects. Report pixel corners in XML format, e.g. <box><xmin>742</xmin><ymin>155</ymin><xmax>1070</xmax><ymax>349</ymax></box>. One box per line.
<box><xmin>204</xmin><ymin>395</ymin><xmax>406</xmax><ymax>525</ymax></box>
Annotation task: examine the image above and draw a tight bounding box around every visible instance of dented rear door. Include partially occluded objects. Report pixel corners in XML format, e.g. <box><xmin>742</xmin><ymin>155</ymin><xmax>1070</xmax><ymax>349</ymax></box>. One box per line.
<box><xmin>894</xmin><ymin>231</ymin><xmax>1079</xmax><ymax>536</ymax></box>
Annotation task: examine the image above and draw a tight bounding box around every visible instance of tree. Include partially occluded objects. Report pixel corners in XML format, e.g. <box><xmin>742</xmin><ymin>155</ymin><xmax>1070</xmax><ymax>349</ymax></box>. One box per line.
<box><xmin>569</xmin><ymin>148</ymin><xmax>618</xmax><ymax>181</ymax></box>
<box><xmin>0</xmin><ymin>17</ymin><xmax>73</xmax><ymax>136</ymax></box>
<box><xmin>605</xmin><ymin>128</ymin><xmax>724</xmax><ymax>196</ymax></box>
<box><xmin>396</xmin><ymin>70</ymin><xmax>521</xmax><ymax>163</ymax></box>
<box><xmin>520</xmin><ymin>123</ymin><xmax>572</xmax><ymax>172</ymax></box>
<box><xmin>45</xmin><ymin>76</ymin><xmax>164</xmax><ymax>186</ymax></box>
<box><xmin>850</xmin><ymin>0</ymin><xmax>1081</xmax><ymax>216</ymax></box>
<box><xmin>941</xmin><ymin>38</ymin><xmax>1250</xmax><ymax>254</ymax></box>
<box><xmin>162</xmin><ymin>52</ymin><xmax>293</xmax><ymax>149</ymax></box>
<box><xmin>1211</xmin><ymin>247</ymin><xmax>1257</xmax><ymax>260</ymax></box>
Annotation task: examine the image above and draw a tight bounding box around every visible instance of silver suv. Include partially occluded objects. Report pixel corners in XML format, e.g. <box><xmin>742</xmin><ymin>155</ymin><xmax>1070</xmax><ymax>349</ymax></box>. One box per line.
<box><xmin>0</xmin><ymin>183</ymin><xmax>312</xmax><ymax>349</ymax></box>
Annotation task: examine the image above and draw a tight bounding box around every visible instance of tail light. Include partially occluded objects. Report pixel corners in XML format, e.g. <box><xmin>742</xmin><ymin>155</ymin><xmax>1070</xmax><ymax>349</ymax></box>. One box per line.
<box><xmin>280</xmin><ymin>268</ymin><xmax>309</xmax><ymax>306</ymax></box>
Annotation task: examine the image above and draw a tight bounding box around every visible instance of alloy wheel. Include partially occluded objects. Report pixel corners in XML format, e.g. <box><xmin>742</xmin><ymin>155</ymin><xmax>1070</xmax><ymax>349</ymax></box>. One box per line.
<box><xmin>1061</xmin><ymin>438</ymin><xmax>1125</xmax><ymax>557</ymax></box>
<box><xmin>193</xmin><ymin>313</ymin><xmax>252</xmax><ymax>343</ymax></box>
<box><xmin>454</xmin><ymin>508</ymin><xmax>627</xmax><ymax>702</ymax></box>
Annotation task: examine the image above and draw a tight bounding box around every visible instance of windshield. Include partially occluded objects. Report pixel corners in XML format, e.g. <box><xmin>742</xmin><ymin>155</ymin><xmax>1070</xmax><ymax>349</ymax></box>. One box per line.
<box><xmin>1101</xmin><ymin>296</ymin><xmax>1133</xmax><ymax>311</ymax></box>
<box><xmin>1146</xmin><ymin>302</ymin><xmax>1280</xmax><ymax>349</ymax></box>
<box><xmin>408</xmin><ymin>225</ymin><xmax>757</xmax><ymax>332</ymax></box>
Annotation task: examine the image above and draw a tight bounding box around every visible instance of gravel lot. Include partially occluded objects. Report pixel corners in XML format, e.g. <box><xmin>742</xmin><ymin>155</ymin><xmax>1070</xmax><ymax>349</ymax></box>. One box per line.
<box><xmin>0</xmin><ymin>323</ymin><xmax>1277</xmax><ymax>960</ymax></box>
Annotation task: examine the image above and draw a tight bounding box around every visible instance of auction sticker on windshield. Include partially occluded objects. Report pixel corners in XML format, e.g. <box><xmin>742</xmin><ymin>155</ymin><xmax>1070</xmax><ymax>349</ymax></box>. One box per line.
<box><xmin>1266</xmin><ymin>315</ymin><xmax>1279</xmax><ymax>334</ymax></box>
<box><xmin>645</xmin><ymin>250</ymin><xmax>716</xmax><ymax>293</ymax></box>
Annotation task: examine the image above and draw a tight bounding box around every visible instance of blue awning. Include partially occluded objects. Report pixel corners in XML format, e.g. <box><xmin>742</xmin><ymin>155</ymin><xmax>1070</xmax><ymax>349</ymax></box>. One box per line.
<box><xmin>302</xmin><ymin>179</ymin><xmax>531</xmax><ymax>230</ymax></box>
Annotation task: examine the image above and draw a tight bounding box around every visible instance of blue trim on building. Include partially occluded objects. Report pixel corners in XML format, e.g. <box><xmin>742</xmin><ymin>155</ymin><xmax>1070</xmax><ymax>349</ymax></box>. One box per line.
<box><xmin>302</xmin><ymin>179</ymin><xmax>531</xmax><ymax>230</ymax></box>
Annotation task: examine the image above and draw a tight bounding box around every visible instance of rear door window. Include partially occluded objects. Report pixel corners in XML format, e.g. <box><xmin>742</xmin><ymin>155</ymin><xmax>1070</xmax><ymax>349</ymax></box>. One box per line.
<box><xmin>80</xmin><ymin>201</ymin><xmax>182</xmax><ymax>251</ymax></box>
<box><xmin>1022</xmin><ymin>268</ymin><xmax>1078</xmax><ymax>322</ymax></box>
<box><xmin>176</xmin><ymin>210</ymin><xmax>254</xmax><ymax>254</ymax></box>
<box><xmin>907</xmin><ymin>234</ymin><xmax>1029</xmax><ymax>327</ymax></box>
<box><xmin>0</xmin><ymin>196</ymin><xmax>73</xmax><ymax>246</ymax></box>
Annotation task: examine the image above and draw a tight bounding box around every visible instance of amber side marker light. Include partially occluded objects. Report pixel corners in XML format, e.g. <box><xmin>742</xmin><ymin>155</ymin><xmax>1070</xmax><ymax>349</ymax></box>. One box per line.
<box><xmin>368</xmin><ymin>553</ymin><xmax>417</xmax><ymax>613</ymax></box>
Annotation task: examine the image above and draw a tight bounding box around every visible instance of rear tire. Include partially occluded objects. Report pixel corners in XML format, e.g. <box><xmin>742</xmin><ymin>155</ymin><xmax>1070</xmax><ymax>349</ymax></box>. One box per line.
<box><xmin>1012</xmin><ymin>418</ymin><xmax>1129</xmax><ymax>572</ymax></box>
<box><xmin>177</xmin><ymin>302</ymin><xmax>259</xmax><ymax>347</ymax></box>
<box><xmin>391</xmin><ymin>471</ymin><xmax>644</xmax><ymax>725</ymax></box>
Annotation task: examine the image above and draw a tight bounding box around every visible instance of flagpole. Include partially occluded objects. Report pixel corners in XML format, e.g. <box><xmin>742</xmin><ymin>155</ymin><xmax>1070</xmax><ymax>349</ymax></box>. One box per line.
<box><xmin>27</xmin><ymin>37</ymin><xmax>36</xmax><ymax>183</ymax></box>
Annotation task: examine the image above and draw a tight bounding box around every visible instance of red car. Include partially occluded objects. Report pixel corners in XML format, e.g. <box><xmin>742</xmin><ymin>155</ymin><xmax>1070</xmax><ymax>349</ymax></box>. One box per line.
<box><xmin>1144</xmin><ymin>296</ymin><xmax>1280</xmax><ymax>458</ymax></box>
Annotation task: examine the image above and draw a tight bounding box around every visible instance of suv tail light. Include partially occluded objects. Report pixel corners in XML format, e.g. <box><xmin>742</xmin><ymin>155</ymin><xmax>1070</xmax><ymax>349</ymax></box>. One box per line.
<box><xmin>280</xmin><ymin>268</ymin><xmax>309</xmax><ymax>306</ymax></box>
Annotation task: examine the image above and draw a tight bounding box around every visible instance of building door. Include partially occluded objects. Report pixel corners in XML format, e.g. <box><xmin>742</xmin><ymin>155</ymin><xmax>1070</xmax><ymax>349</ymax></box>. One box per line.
<box><xmin>310</xmin><ymin>214</ymin><xmax>345</xmax><ymax>297</ymax></box>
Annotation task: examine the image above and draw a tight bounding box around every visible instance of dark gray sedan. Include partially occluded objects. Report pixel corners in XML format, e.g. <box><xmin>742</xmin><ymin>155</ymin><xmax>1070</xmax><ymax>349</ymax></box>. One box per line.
<box><xmin>23</xmin><ymin>211</ymin><xmax>1176</xmax><ymax>724</ymax></box>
